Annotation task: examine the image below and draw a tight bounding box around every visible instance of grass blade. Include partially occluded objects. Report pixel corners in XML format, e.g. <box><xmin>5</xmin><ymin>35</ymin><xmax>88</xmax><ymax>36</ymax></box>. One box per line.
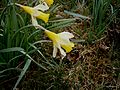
<box><xmin>64</xmin><ymin>10</ymin><xmax>90</xmax><ymax>19</ymax></box>
<box><xmin>20</xmin><ymin>51</ymin><xmax>48</xmax><ymax>71</ymax></box>
<box><xmin>13</xmin><ymin>59</ymin><xmax>31</xmax><ymax>90</ymax></box>
<box><xmin>0</xmin><ymin>47</ymin><xmax>24</xmax><ymax>53</ymax></box>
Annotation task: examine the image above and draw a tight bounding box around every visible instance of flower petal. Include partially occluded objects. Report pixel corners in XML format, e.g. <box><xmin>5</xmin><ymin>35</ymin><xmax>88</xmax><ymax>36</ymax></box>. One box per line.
<box><xmin>34</xmin><ymin>11</ymin><xmax>50</xmax><ymax>23</ymax></box>
<box><xmin>44</xmin><ymin>30</ymin><xmax>59</xmax><ymax>42</ymax></box>
<box><xmin>61</xmin><ymin>42</ymin><xmax>74</xmax><ymax>53</ymax></box>
<box><xmin>34</xmin><ymin>2</ymin><xmax>49</xmax><ymax>11</ymax></box>
<box><xmin>53</xmin><ymin>43</ymin><xmax>58</xmax><ymax>57</ymax></box>
<box><xmin>58</xmin><ymin>32</ymin><xmax>74</xmax><ymax>39</ymax></box>
<box><xmin>31</xmin><ymin>15</ymin><xmax>39</xmax><ymax>29</ymax></box>
<box><xmin>56</xmin><ymin>43</ymin><xmax>66</xmax><ymax>59</ymax></box>
<box><xmin>58</xmin><ymin>32</ymin><xmax>74</xmax><ymax>53</ymax></box>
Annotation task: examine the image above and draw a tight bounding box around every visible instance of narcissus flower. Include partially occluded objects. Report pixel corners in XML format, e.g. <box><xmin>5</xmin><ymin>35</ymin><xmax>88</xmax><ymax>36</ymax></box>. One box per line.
<box><xmin>44</xmin><ymin>30</ymin><xmax>74</xmax><ymax>59</ymax></box>
<box><xmin>16</xmin><ymin>3</ymin><xmax>49</xmax><ymax>28</ymax></box>
<box><xmin>35</xmin><ymin>0</ymin><xmax>54</xmax><ymax>11</ymax></box>
<box><xmin>44</xmin><ymin>0</ymin><xmax>54</xmax><ymax>6</ymax></box>
<box><xmin>34</xmin><ymin>2</ymin><xmax>49</xmax><ymax>12</ymax></box>
<box><xmin>39</xmin><ymin>0</ymin><xmax>54</xmax><ymax>6</ymax></box>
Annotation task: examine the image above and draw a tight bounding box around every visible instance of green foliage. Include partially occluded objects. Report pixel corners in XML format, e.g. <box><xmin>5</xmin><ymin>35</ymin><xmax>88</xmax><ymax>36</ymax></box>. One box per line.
<box><xmin>0</xmin><ymin>0</ymin><xmax>77</xmax><ymax>89</ymax></box>
<box><xmin>88</xmin><ymin>0</ymin><xmax>118</xmax><ymax>42</ymax></box>
<box><xmin>0</xmin><ymin>1</ymin><xmax>48</xmax><ymax>88</ymax></box>
<box><xmin>92</xmin><ymin>0</ymin><xmax>111</xmax><ymax>35</ymax></box>
<box><xmin>13</xmin><ymin>59</ymin><xmax>31</xmax><ymax>90</ymax></box>
<box><xmin>0</xmin><ymin>0</ymin><xmax>120</xmax><ymax>89</ymax></box>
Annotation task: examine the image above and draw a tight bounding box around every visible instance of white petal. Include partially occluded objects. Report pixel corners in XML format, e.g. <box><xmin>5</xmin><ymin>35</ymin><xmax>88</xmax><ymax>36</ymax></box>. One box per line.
<box><xmin>39</xmin><ymin>0</ymin><xmax>44</xmax><ymax>3</ymax></box>
<box><xmin>53</xmin><ymin>45</ymin><xmax>58</xmax><ymax>58</ymax></box>
<box><xmin>32</xmin><ymin>9</ymin><xmax>40</xmax><ymax>17</ymax></box>
<box><xmin>31</xmin><ymin>16</ymin><xmax>39</xmax><ymax>29</ymax></box>
<box><xmin>58</xmin><ymin>32</ymin><xmax>74</xmax><ymax>39</ymax></box>
<box><xmin>58</xmin><ymin>32</ymin><xmax>74</xmax><ymax>45</ymax></box>
<box><xmin>34</xmin><ymin>2</ymin><xmax>49</xmax><ymax>11</ymax></box>
<box><xmin>56</xmin><ymin>43</ymin><xmax>66</xmax><ymax>59</ymax></box>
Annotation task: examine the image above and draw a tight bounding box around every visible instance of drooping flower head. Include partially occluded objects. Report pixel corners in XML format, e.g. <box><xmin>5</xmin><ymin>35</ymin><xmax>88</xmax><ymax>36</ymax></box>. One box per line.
<box><xmin>16</xmin><ymin>4</ymin><xmax>49</xmax><ymax>23</ymax></box>
<box><xmin>16</xmin><ymin>3</ymin><xmax>50</xmax><ymax>29</ymax></box>
<box><xmin>44</xmin><ymin>30</ymin><xmax>74</xmax><ymax>59</ymax></box>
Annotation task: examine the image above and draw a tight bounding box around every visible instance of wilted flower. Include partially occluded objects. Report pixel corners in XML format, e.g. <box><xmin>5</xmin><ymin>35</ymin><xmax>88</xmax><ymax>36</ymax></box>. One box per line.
<box><xmin>44</xmin><ymin>30</ymin><xmax>74</xmax><ymax>59</ymax></box>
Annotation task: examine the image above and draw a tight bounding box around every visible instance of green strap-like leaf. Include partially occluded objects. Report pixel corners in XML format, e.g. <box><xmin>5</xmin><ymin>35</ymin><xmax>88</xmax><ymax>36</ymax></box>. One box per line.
<box><xmin>64</xmin><ymin>10</ymin><xmax>90</xmax><ymax>20</ymax></box>
<box><xmin>13</xmin><ymin>59</ymin><xmax>31</xmax><ymax>90</ymax></box>
<box><xmin>0</xmin><ymin>47</ymin><xmax>24</xmax><ymax>53</ymax></box>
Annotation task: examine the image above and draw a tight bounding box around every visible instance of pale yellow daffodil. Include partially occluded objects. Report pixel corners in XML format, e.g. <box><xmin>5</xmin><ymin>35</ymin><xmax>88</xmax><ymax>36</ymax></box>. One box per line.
<box><xmin>34</xmin><ymin>0</ymin><xmax>54</xmax><ymax>11</ymax></box>
<box><xmin>34</xmin><ymin>2</ymin><xmax>49</xmax><ymax>12</ymax></box>
<box><xmin>44</xmin><ymin>0</ymin><xmax>54</xmax><ymax>6</ymax></box>
<box><xmin>16</xmin><ymin>3</ymin><xmax>49</xmax><ymax>28</ymax></box>
<box><xmin>39</xmin><ymin>0</ymin><xmax>54</xmax><ymax>6</ymax></box>
<box><xmin>44</xmin><ymin>30</ymin><xmax>74</xmax><ymax>59</ymax></box>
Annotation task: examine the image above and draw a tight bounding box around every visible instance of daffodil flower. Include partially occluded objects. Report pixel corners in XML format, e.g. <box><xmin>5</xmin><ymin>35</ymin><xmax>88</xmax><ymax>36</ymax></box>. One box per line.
<box><xmin>16</xmin><ymin>3</ymin><xmax>49</xmax><ymax>28</ymax></box>
<box><xmin>39</xmin><ymin>0</ymin><xmax>54</xmax><ymax>6</ymax></box>
<box><xmin>44</xmin><ymin>30</ymin><xmax>74</xmax><ymax>59</ymax></box>
<box><xmin>34</xmin><ymin>0</ymin><xmax>54</xmax><ymax>11</ymax></box>
<box><xmin>34</xmin><ymin>2</ymin><xmax>49</xmax><ymax>12</ymax></box>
